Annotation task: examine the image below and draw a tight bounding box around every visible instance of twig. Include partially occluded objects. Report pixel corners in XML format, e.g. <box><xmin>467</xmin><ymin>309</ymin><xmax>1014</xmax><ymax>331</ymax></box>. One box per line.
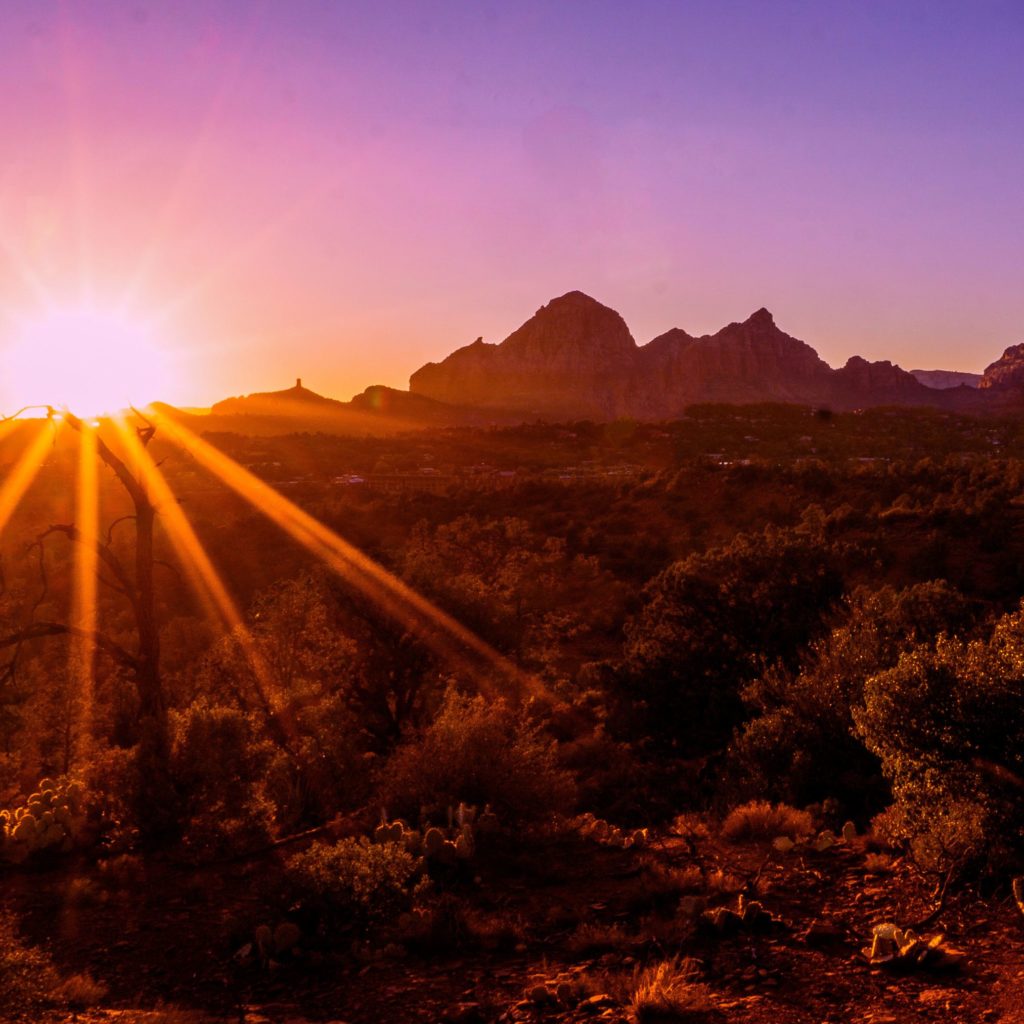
<box><xmin>106</xmin><ymin>515</ymin><xmax>137</xmax><ymax>546</ymax></box>
<box><xmin>911</xmin><ymin>862</ymin><xmax>957</xmax><ymax>929</ymax></box>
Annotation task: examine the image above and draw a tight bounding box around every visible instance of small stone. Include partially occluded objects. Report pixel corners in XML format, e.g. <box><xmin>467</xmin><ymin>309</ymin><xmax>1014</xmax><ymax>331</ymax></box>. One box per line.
<box><xmin>527</xmin><ymin>984</ymin><xmax>550</xmax><ymax>1004</ymax></box>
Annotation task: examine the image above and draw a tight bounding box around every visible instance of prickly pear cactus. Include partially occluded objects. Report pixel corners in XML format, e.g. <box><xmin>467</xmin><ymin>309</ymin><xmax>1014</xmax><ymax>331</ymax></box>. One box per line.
<box><xmin>422</xmin><ymin>827</ymin><xmax>445</xmax><ymax>857</ymax></box>
<box><xmin>568</xmin><ymin>812</ymin><xmax>649</xmax><ymax>849</ymax></box>
<box><xmin>702</xmin><ymin>894</ymin><xmax>782</xmax><ymax>935</ymax></box>
<box><xmin>861</xmin><ymin>922</ymin><xmax>964</xmax><ymax>971</ymax></box>
<box><xmin>372</xmin><ymin>804</ymin><xmax>491</xmax><ymax>867</ymax></box>
<box><xmin>0</xmin><ymin>778</ymin><xmax>89</xmax><ymax>864</ymax></box>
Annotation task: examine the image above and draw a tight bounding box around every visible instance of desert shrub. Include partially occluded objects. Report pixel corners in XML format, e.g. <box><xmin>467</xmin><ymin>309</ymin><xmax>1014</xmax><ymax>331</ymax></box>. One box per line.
<box><xmin>721</xmin><ymin>800</ymin><xmax>813</xmax><ymax>843</ymax></box>
<box><xmin>54</xmin><ymin>971</ymin><xmax>107</xmax><ymax>1012</ymax></box>
<box><xmin>462</xmin><ymin>907</ymin><xmax>527</xmax><ymax>952</ymax></box>
<box><xmin>855</xmin><ymin>612</ymin><xmax>1024</xmax><ymax>872</ymax></box>
<box><xmin>0</xmin><ymin>913</ymin><xmax>63</xmax><ymax>1018</ymax></box>
<box><xmin>171</xmin><ymin>701</ymin><xmax>277</xmax><ymax>857</ymax></box>
<box><xmin>377</xmin><ymin>689</ymin><xmax>576</xmax><ymax>825</ymax></box>
<box><xmin>65</xmin><ymin>875</ymin><xmax>104</xmax><ymax>906</ymax></box>
<box><xmin>171</xmin><ymin>702</ymin><xmax>269</xmax><ymax>800</ymax></box>
<box><xmin>566</xmin><ymin>920</ymin><xmax>632</xmax><ymax>956</ymax></box>
<box><xmin>79</xmin><ymin>744</ymin><xmax>137</xmax><ymax>830</ymax></box>
<box><xmin>559</xmin><ymin>726</ymin><xmax>684</xmax><ymax>825</ymax></box>
<box><xmin>627</xmin><ymin>862</ymin><xmax>705</xmax><ymax>915</ymax></box>
<box><xmin>727</xmin><ymin>582</ymin><xmax>976</xmax><ymax>813</ymax></box>
<box><xmin>630</xmin><ymin>957</ymin><xmax>713</xmax><ymax>1023</ymax></box>
<box><xmin>286</xmin><ymin>837</ymin><xmax>425</xmax><ymax>933</ymax></box>
<box><xmin>615</xmin><ymin>527</ymin><xmax>842</xmax><ymax>754</ymax></box>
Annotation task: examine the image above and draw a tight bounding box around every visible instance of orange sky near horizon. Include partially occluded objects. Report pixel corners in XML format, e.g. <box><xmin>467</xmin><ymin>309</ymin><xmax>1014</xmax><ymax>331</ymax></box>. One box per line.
<box><xmin>0</xmin><ymin>2</ymin><xmax>1021</xmax><ymax>412</ymax></box>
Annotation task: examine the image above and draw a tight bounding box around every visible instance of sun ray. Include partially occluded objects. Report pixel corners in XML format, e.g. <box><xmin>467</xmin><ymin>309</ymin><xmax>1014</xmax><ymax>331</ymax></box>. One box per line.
<box><xmin>150</xmin><ymin>411</ymin><xmax>536</xmax><ymax>697</ymax></box>
<box><xmin>71</xmin><ymin>422</ymin><xmax>98</xmax><ymax>757</ymax></box>
<box><xmin>110</xmin><ymin>416</ymin><xmax>294</xmax><ymax>739</ymax></box>
<box><xmin>0</xmin><ymin>425</ymin><xmax>58</xmax><ymax>538</ymax></box>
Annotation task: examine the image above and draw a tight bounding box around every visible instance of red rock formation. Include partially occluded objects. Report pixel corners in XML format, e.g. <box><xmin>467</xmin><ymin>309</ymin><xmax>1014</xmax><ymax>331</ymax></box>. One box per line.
<box><xmin>980</xmin><ymin>344</ymin><xmax>1024</xmax><ymax>389</ymax></box>
<box><xmin>409</xmin><ymin>291</ymin><xmax>636</xmax><ymax>418</ymax></box>
<box><xmin>410</xmin><ymin>291</ymin><xmax>976</xmax><ymax>417</ymax></box>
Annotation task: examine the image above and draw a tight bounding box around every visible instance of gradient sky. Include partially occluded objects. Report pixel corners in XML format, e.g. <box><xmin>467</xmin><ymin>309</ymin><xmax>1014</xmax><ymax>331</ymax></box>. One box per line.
<box><xmin>0</xmin><ymin>0</ymin><xmax>1022</xmax><ymax>408</ymax></box>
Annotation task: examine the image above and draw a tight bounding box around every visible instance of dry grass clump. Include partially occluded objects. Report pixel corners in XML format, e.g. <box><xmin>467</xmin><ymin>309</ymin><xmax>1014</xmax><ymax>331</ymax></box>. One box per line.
<box><xmin>566</xmin><ymin>920</ymin><xmax>632</xmax><ymax>955</ymax></box>
<box><xmin>646</xmin><ymin>861</ymin><xmax>704</xmax><ymax>895</ymax></box>
<box><xmin>54</xmin><ymin>971</ymin><xmax>108</xmax><ymax>1010</ymax></box>
<box><xmin>704</xmin><ymin>868</ymin><xmax>744</xmax><ymax>894</ymax></box>
<box><xmin>462</xmin><ymin>907</ymin><xmax>527</xmax><ymax>951</ymax></box>
<box><xmin>721</xmin><ymin>800</ymin><xmax>813</xmax><ymax>843</ymax></box>
<box><xmin>98</xmin><ymin>852</ymin><xmax>146</xmax><ymax>888</ymax></box>
<box><xmin>1</xmin><ymin>914</ymin><xmax>110</xmax><ymax>1017</ymax></box>
<box><xmin>864</xmin><ymin>852</ymin><xmax>895</xmax><ymax>874</ymax></box>
<box><xmin>0</xmin><ymin>912</ymin><xmax>63</xmax><ymax>1018</ymax></box>
<box><xmin>627</xmin><ymin>861</ymin><xmax>705</xmax><ymax>914</ymax></box>
<box><xmin>631</xmin><ymin>957</ymin><xmax>715</xmax><ymax>1022</ymax></box>
<box><xmin>65</xmin><ymin>875</ymin><xmax>104</xmax><ymax>906</ymax></box>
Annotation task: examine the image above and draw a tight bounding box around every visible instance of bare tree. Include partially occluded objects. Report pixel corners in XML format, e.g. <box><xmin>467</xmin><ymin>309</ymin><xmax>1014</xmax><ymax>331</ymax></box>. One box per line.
<box><xmin>0</xmin><ymin>408</ymin><xmax>177</xmax><ymax>840</ymax></box>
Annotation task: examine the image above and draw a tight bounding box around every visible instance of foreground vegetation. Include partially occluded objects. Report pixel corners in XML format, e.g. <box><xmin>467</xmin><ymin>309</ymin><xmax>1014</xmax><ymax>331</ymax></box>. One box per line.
<box><xmin>2</xmin><ymin>403</ymin><xmax>1024</xmax><ymax>1021</ymax></box>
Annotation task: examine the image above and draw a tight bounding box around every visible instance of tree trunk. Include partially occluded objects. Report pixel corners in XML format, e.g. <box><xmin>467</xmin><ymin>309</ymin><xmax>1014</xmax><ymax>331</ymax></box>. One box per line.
<box><xmin>130</xmin><ymin>468</ymin><xmax>178</xmax><ymax>841</ymax></box>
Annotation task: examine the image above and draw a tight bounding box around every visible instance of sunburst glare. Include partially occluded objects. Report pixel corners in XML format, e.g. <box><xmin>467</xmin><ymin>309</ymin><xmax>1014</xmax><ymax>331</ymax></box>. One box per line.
<box><xmin>3</xmin><ymin>306</ymin><xmax>176</xmax><ymax>416</ymax></box>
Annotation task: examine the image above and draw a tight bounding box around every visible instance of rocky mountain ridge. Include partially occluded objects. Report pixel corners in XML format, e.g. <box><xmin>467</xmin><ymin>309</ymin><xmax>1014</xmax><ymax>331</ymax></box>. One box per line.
<box><xmin>409</xmin><ymin>291</ymin><xmax>990</xmax><ymax>418</ymax></box>
<box><xmin>200</xmin><ymin>291</ymin><xmax>1018</xmax><ymax>430</ymax></box>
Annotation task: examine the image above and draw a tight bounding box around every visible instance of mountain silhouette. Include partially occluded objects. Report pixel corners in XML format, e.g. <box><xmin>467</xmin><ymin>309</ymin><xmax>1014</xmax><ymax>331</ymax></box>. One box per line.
<box><xmin>409</xmin><ymin>291</ymin><xmax>989</xmax><ymax>418</ymax></box>
<box><xmin>197</xmin><ymin>292</ymin><xmax>1015</xmax><ymax>433</ymax></box>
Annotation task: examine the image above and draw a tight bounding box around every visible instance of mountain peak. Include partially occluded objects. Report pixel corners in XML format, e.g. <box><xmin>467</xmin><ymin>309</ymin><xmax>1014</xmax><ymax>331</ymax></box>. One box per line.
<box><xmin>745</xmin><ymin>307</ymin><xmax>776</xmax><ymax>328</ymax></box>
<box><xmin>499</xmin><ymin>290</ymin><xmax>636</xmax><ymax>360</ymax></box>
<box><xmin>548</xmin><ymin>289</ymin><xmax>603</xmax><ymax>305</ymax></box>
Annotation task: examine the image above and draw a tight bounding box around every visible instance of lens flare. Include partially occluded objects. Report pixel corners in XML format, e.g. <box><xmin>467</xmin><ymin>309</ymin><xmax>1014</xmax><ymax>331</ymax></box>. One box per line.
<box><xmin>111</xmin><ymin>416</ymin><xmax>299</xmax><ymax>742</ymax></box>
<box><xmin>72</xmin><ymin>423</ymin><xmax>99</xmax><ymax>754</ymax></box>
<box><xmin>151</xmin><ymin>411</ymin><xmax>534</xmax><ymax>696</ymax></box>
<box><xmin>0</xmin><ymin>426</ymin><xmax>56</xmax><ymax>537</ymax></box>
<box><xmin>3</xmin><ymin>307</ymin><xmax>175</xmax><ymax>416</ymax></box>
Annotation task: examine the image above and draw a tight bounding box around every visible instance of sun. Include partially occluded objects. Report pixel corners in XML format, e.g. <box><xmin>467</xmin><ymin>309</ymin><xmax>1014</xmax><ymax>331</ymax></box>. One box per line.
<box><xmin>4</xmin><ymin>306</ymin><xmax>176</xmax><ymax>416</ymax></box>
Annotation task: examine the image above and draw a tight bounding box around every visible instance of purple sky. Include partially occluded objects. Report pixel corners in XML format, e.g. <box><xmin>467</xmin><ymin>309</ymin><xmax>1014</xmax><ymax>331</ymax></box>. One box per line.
<box><xmin>0</xmin><ymin>0</ymin><xmax>1022</xmax><ymax>406</ymax></box>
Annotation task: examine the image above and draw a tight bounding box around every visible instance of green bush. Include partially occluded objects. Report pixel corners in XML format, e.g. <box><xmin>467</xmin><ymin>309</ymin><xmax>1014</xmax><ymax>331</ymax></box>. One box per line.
<box><xmin>728</xmin><ymin>582</ymin><xmax>975</xmax><ymax>811</ymax></box>
<box><xmin>286</xmin><ymin>837</ymin><xmax>424</xmax><ymax>932</ymax></box>
<box><xmin>616</xmin><ymin>526</ymin><xmax>843</xmax><ymax>753</ymax></box>
<box><xmin>171</xmin><ymin>702</ymin><xmax>276</xmax><ymax>857</ymax></box>
<box><xmin>377</xmin><ymin>689</ymin><xmax>576</xmax><ymax>825</ymax></box>
<box><xmin>855</xmin><ymin>610</ymin><xmax>1024</xmax><ymax>871</ymax></box>
<box><xmin>0</xmin><ymin>913</ymin><xmax>63</xmax><ymax>1018</ymax></box>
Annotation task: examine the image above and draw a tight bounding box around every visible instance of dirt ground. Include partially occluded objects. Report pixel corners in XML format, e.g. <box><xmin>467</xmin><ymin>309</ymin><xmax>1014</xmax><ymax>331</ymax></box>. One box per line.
<box><xmin>2</xmin><ymin>826</ymin><xmax>1023</xmax><ymax>1024</ymax></box>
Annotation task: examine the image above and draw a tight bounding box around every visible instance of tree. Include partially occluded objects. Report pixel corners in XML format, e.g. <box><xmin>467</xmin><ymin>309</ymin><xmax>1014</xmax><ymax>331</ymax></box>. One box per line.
<box><xmin>855</xmin><ymin>610</ymin><xmax>1024</xmax><ymax>873</ymax></box>
<box><xmin>728</xmin><ymin>581</ymin><xmax>976</xmax><ymax>812</ymax></box>
<box><xmin>402</xmin><ymin>515</ymin><xmax>609</xmax><ymax>677</ymax></box>
<box><xmin>0</xmin><ymin>409</ymin><xmax>176</xmax><ymax>840</ymax></box>
<box><xmin>615</xmin><ymin>526</ymin><xmax>843</xmax><ymax>754</ymax></box>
